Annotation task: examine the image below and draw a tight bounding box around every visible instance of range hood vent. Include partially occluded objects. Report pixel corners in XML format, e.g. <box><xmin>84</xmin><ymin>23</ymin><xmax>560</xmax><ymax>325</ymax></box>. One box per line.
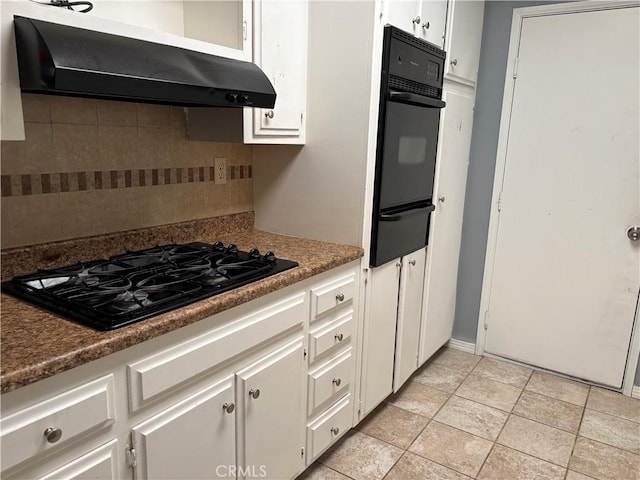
<box><xmin>13</xmin><ymin>16</ymin><xmax>276</xmax><ymax>109</ymax></box>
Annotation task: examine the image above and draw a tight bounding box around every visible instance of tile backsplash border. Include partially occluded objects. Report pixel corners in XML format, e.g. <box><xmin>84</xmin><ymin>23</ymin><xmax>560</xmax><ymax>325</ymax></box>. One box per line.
<box><xmin>1</xmin><ymin>94</ymin><xmax>254</xmax><ymax>248</ymax></box>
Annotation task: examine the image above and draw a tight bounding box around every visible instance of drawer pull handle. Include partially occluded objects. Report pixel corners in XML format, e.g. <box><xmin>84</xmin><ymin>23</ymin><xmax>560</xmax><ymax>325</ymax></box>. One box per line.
<box><xmin>249</xmin><ymin>389</ymin><xmax>261</xmax><ymax>399</ymax></box>
<box><xmin>335</xmin><ymin>333</ymin><xmax>344</xmax><ymax>342</ymax></box>
<box><xmin>44</xmin><ymin>427</ymin><xmax>62</xmax><ymax>444</ymax></box>
<box><xmin>223</xmin><ymin>402</ymin><xmax>235</xmax><ymax>414</ymax></box>
<box><xmin>336</xmin><ymin>293</ymin><xmax>345</xmax><ymax>302</ymax></box>
<box><xmin>331</xmin><ymin>427</ymin><xmax>340</xmax><ymax>435</ymax></box>
<box><xmin>332</xmin><ymin>378</ymin><xmax>342</xmax><ymax>387</ymax></box>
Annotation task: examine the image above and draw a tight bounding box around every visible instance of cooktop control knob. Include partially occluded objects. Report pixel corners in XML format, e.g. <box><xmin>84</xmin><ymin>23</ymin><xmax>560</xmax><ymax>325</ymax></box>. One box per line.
<box><xmin>249</xmin><ymin>248</ymin><xmax>261</xmax><ymax>258</ymax></box>
<box><xmin>238</xmin><ymin>94</ymin><xmax>249</xmax><ymax>105</ymax></box>
<box><xmin>226</xmin><ymin>93</ymin><xmax>238</xmax><ymax>103</ymax></box>
<box><xmin>226</xmin><ymin>244</ymin><xmax>239</xmax><ymax>254</ymax></box>
<box><xmin>213</xmin><ymin>241</ymin><xmax>225</xmax><ymax>251</ymax></box>
<box><xmin>264</xmin><ymin>251</ymin><xmax>276</xmax><ymax>263</ymax></box>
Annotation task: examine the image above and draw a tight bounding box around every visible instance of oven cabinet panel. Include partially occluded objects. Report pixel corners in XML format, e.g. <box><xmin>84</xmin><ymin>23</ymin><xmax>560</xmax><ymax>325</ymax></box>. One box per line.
<box><xmin>244</xmin><ymin>0</ymin><xmax>308</xmax><ymax>144</ymax></box>
<box><xmin>418</xmin><ymin>0</ymin><xmax>448</xmax><ymax>48</ymax></box>
<box><xmin>393</xmin><ymin>248</ymin><xmax>427</xmax><ymax>392</ymax></box>
<box><xmin>0</xmin><ymin>374</ymin><xmax>117</xmax><ymax>473</ymax></box>
<box><xmin>236</xmin><ymin>337</ymin><xmax>306</xmax><ymax>480</ymax></box>
<box><xmin>420</xmin><ymin>90</ymin><xmax>475</xmax><ymax>364</ymax></box>
<box><xmin>131</xmin><ymin>376</ymin><xmax>236</xmax><ymax>480</ymax></box>
<box><xmin>360</xmin><ymin>259</ymin><xmax>401</xmax><ymax>416</ymax></box>
<box><xmin>444</xmin><ymin>0</ymin><xmax>485</xmax><ymax>86</ymax></box>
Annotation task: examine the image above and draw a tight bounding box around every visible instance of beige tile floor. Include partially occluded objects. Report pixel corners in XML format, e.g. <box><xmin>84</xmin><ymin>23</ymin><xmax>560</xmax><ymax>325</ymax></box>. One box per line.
<box><xmin>298</xmin><ymin>348</ymin><xmax>640</xmax><ymax>480</ymax></box>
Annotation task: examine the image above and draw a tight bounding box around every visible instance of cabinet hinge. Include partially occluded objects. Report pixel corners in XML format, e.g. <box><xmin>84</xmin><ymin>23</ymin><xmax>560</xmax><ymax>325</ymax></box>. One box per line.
<box><xmin>125</xmin><ymin>435</ymin><xmax>137</xmax><ymax>469</ymax></box>
<box><xmin>512</xmin><ymin>57</ymin><xmax>519</xmax><ymax>79</ymax></box>
<box><xmin>497</xmin><ymin>191</ymin><xmax>503</xmax><ymax>212</ymax></box>
<box><xmin>243</xmin><ymin>20</ymin><xmax>248</xmax><ymax>41</ymax></box>
<box><xmin>303</xmin><ymin>348</ymin><xmax>307</xmax><ymax>360</ymax></box>
<box><xmin>301</xmin><ymin>447</ymin><xmax>305</xmax><ymax>458</ymax></box>
<box><xmin>483</xmin><ymin>310</ymin><xmax>489</xmax><ymax>331</ymax></box>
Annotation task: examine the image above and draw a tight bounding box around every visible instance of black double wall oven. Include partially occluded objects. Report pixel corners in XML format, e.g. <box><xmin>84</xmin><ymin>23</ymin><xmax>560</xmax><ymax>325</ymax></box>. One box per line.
<box><xmin>370</xmin><ymin>26</ymin><xmax>446</xmax><ymax>267</ymax></box>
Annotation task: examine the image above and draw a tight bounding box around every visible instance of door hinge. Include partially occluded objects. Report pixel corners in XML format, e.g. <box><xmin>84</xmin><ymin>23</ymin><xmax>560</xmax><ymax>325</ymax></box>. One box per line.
<box><xmin>125</xmin><ymin>434</ymin><xmax>137</xmax><ymax>469</ymax></box>
<box><xmin>512</xmin><ymin>57</ymin><xmax>519</xmax><ymax>79</ymax></box>
<box><xmin>303</xmin><ymin>348</ymin><xmax>307</xmax><ymax>360</ymax></box>
<box><xmin>301</xmin><ymin>447</ymin><xmax>305</xmax><ymax>458</ymax></box>
<box><xmin>497</xmin><ymin>191</ymin><xmax>503</xmax><ymax>212</ymax></box>
<box><xmin>483</xmin><ymin>310</ymin><xmax>489</xmax><ymax>331</ymax></box>
<box><xmin>243</xmin><ymin>20</ymin><xmax>248</xmax><ymax>41</ymax></box>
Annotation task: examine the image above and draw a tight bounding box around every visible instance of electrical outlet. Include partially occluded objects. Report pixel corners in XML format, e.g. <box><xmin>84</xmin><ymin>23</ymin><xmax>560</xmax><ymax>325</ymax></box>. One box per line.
<box><xmin>214</xmin><ymin>157</ymin><xmax>227</xmax><ymax>185</ymax></box>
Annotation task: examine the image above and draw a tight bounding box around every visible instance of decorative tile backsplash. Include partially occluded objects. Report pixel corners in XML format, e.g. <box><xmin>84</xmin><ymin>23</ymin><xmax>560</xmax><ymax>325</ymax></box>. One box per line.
<box><xmin>0</xmin><ymin>94</ymin><xmax>253</xmax><ymax>248</ymax></box>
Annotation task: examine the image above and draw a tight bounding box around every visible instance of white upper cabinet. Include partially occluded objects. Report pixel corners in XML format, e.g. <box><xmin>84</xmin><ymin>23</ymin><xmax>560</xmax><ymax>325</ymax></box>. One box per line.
<box><xmin>385</xmin><ymin>0</ymin><xmax>447</xmax><ymax>48</ymax></box>
<box><xmin>419</xmin><ymin>0</ymin><xmax>448</xmax><ymax>48</ymax></box>
<box><xmin>444</xmin><ymin>0</ymin><xmax>485</xmax><ymax>85</ymax></box>
<box><xmin>244</xmin><ymin>0</ymin><xmax>308</xmax><ymax>144</ymax></box>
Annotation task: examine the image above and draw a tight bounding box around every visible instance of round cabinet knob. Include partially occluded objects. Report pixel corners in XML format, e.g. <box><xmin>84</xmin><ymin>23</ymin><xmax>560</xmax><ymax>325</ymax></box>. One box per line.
<box><xmin>409</xmin><ymin>260</ymin><xmax>416</xmax><ymax>266</ymax></box>
<box><xmin>44</xmin><ymin>427</ymin><xmax>62</xmax><ymax>444</ymax></box>
<box><xmin>332</xmin><ymin>378</ymin><xmax>342</xmax><ymax>387</ymax></box>
<box><xmin>249</xmin><ymin>388</ymin><xmax>261</xmax><ymax>399</ymax></box>
<box><xmin>336</xmin><ymin>293</ymin><xmax>345</xmax><ymax>302</ymax></box>
<box><xmin>412</xmin><ymin>16</ymin><xmax>421</xmax><ymax>25</ymax></box>
<box><xmin>331</xmin><ymin>427</ymin><xmax>340</xmax><ymax>435</ymax></box>
<box><xmin>335</xmin><ymin>333</ymin><xmax>344</xmax><ymax>342</ymax></box>
<box><xmin>223</xmin><ymin>402</ymin><xmax>235</xmax><ymax>414</ymax></box>
<box><xmin>438</xmin><ymin>196</ymin><xmax>446</xmax><ymax>203</ymax></box>
<box><xmin>450</xmin><ymin>59</ymin><xmax>458</xmax><ymax>66</ymax></box>
<box><xmin>628</xmin><ymin>226</ymin><xmax>640</xmax><ymax>241</ymax></box>
<box><xmin>265</xmin><ymin>110</ymin><xmax>275</xmax><ymax>119</ymax></box>
<box><xmin>422</xmin><ymin>21</ymin><xmax>430</xmax><ymax>29</ymax></box>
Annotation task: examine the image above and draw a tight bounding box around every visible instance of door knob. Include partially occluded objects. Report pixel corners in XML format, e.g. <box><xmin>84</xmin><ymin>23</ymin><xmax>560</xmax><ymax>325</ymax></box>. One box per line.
<box><xmin>450</xmin><ymin>59</ymin><xmax>458</xmax><ymax>66</ymax></box>
<box><xmin>627</xmin><ymin>226</ymin><xmax>640</xmax><ymax>241</ymax></box>
<box><xmin>412</xmin><ymin>16</ymin><xmax>421</xmax><ymax>25</ymax></box>
<box><xmin>332</xmin><ymin>378</ymin><xmax>342</xmax><ymax>387</ymax></box>
<box><xmin>223</xmin><ymin>402</ymin><xmax>235</xmax><ymax>414</ymax></box>
<box><xmin>249</xmin><ymin>388</ymin><xmax>261</xmax><ymax>399</ymax></box>
<box><xmin>438</xmin><ymin>196</ymin><xmax>445</xmax><ymax>203</ymax></box>
<box><xmin>264</xmin><ymin>110</ymin><xmax>275</xmax><ymax>119</ymax></box>
<box><xmin>422</xmin><ymin>21</ymin><xmax>430</xmax><ymax>30</ymax></box>
<box><xmin>44</xmin><ymin>427</ymin><xmax>62</xmax><ymax>444</ymax></box>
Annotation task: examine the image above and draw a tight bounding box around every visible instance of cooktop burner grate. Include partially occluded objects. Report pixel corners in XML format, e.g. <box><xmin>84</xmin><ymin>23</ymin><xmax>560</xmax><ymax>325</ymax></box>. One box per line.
<box><xmin>2</xmin><ymin>242</ymin><xmax>298</xmax><ymax>330</ymax></box>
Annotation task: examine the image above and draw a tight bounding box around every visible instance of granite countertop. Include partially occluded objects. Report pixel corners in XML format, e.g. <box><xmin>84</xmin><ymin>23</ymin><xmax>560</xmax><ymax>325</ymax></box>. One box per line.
<box><xmin>1</xmin><ymin>222</ymin><xmax>363</xmax><ymax>394</ymax></box>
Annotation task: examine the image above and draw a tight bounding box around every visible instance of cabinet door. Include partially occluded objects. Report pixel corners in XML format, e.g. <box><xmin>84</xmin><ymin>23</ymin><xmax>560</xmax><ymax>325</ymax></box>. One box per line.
<box><xmin>445</xmin><ymin>0</ymin><xmax>485</xmax><ymax>85</ymax></box>
<box><xmin>361</xmin><ymin>260</ymin><xmax>400</xmax><ymax>416</ymax></box>
<box><xmin>419</xmin><ymin>0</ymin><xmax>448</xmax><ymax>47</ymax></box>
<box><xmin>386</xmin><ymin>0</ymin><xmax>421</xmax><ymax>36</ymax></box>
<box><xmin>39</xmin><ymin>440</ymin><xmax>119</xmax><ymax>480</ymax></box>
<box><xmin>131</xmin><ymin>377</ymin><xmax>235</xmax><ymax>480</ymax></box>
<box><xmin>236</xmin><ymin>338</ymin><xmax>305</xmax><ymax>480</ymax></box>
<box><xmin>420</xmin><ymin>91</ymin><xmax>474</xmax><ymax>364</ymax></box>
<box><xmin>393</xmin><ymin>248</ymin><xmax>426</xmax><ymax>392</ymax></box>
<box><xmin>246</xmin><ymin>0</ymin><xmax>307</xmax><ymax>143</ymax></box>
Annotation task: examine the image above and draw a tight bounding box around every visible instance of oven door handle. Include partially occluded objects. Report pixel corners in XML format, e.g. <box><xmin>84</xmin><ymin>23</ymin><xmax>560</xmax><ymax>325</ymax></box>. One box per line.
<box><xmin>388</xmin><ymin>91</ymin><xmax>446</xmax><ymax>109</ymax></box>
<box><xmin>379</xmin><ymin>204</ymin><xmax>436</xmax><ymax>222</ymax></box>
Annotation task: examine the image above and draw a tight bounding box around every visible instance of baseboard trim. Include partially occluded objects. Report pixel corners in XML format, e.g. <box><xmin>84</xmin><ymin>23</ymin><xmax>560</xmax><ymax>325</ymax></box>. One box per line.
<box><xmin>633</xmin><ymin>386</ymin><xmax>640</xmax><ymax>399</ymax></box>
<box><xmin>447</xmin><ymin>338</ymin><xmax>476</xmax><ymax>354</ymax></box>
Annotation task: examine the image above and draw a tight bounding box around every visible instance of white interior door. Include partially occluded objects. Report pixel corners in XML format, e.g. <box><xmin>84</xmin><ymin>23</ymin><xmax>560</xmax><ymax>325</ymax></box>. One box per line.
<box><xmin>484</xmin><ymin>6</ymin><xmax>640</xmax><ymax>388</ymax></box>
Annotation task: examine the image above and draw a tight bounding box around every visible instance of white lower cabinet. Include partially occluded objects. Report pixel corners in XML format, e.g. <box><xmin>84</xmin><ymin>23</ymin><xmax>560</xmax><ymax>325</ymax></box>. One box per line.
<box><xmin>360</xmin><ymin>248</ymin><xmax>427</xmax><ymax>416</ymax></box>
<box><xmin>393</xmin><ymin>248</ymin><xmax>427</xmax><ymax>391</ymax></box>
<box><xmin>236</xmin><ymin>338</ymin><xmax>305</xmax><ymax>480</ymax></box>
<box><xmin>131</xmin><ymin>377</ymin><xmax>235</xmax><ymax>480</ymax></box>
<box><xmin>0</xmin><ymin>262</ymin><xmax>360</xmax><ymax>480</ymax></box>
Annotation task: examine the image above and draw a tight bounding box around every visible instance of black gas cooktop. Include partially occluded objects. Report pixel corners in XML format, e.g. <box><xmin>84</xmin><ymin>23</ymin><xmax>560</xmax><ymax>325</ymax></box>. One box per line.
<box><xmin>2</xmin><ymin>242</ymin><xmax>298</xmax><ymax>331</ymax></box>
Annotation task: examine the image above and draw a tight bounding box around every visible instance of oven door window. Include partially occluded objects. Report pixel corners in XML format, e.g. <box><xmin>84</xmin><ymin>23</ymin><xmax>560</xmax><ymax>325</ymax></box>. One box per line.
<box><xmin>379</xmin><ymin>100</ymin><xmax>441</xmax><ymax>209</ymax></box>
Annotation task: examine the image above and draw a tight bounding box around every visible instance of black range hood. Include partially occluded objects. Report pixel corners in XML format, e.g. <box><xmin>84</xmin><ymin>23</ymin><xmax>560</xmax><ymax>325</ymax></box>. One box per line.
<box><xmin>13</xmin><ymin>16</ymin><xmax>276</xmax><ymax>108</ymax></box>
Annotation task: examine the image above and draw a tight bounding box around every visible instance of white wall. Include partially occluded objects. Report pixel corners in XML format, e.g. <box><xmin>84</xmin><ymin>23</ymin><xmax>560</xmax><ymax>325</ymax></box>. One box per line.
<box><xmin>253</xmin><ymin>1</ymin><xmax>376</xmax><ymax>247</ymax></box>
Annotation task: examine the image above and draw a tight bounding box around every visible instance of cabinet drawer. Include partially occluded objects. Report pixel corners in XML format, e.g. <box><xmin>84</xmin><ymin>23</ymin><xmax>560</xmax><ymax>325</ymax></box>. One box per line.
<box><xmin>308</xmin><ymin>310</ymin><xmax>354</xmax><ymax>364</ymax></box>
<box><xmin>306</xmin><ymin>394</ymin><xmax>352</xmax><ymax>463</ymax></box>
<box><xmin>128</xmin><ymin>292</ymin><xmax>306</xmax><ymax>411</ymax></box>
<box><xmin>0</xmin><ymin>375</ymin><xmax>116</xmax><ymax>472</ymax></box>
<box><xmin>311</xmin><ymin>273</ymin><xmax>356</xmax><ymax>319</ymax></box>
<box><xmin>307</xmin><ymin>348</ymin><xmax>353</xmax><ymax>414</ymax></box>
<box><xmin>39</xmin><ymin>440</ymin><xmax>118</xmax><ymax>480</ymax></box>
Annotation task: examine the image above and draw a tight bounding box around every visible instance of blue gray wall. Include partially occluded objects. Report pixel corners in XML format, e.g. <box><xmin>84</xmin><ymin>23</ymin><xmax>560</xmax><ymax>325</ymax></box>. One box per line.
<box><xmin>452</xmin><ymin>0</ymin><xmax>640</xmax><ymax>387</ymax></box>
